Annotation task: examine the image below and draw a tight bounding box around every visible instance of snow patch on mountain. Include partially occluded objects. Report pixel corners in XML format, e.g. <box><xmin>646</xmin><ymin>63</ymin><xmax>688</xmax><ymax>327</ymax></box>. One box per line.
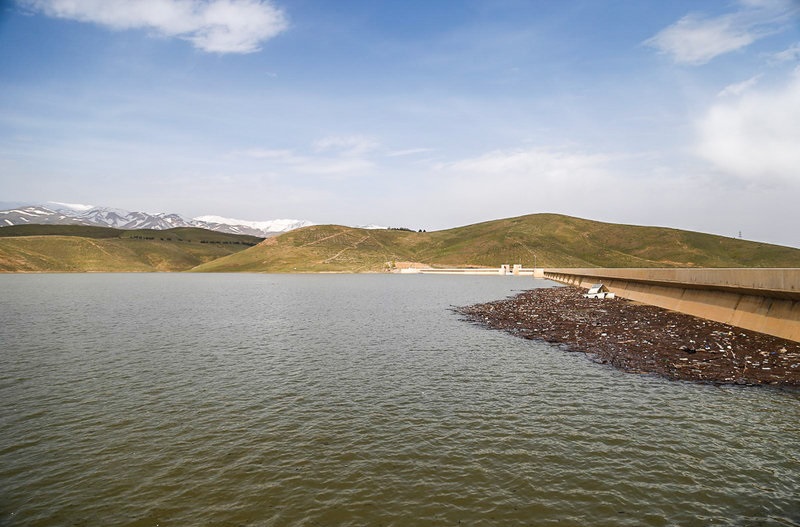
<box><xmin>195</xmin><ymin>215</ymin><xmax>314</xmax><ymax>233</ymax></box>
<box><xmin>355</xmin><ymin>224</ymin><xmax>389</xmax><ymax>230</ymax></box>
<box><xmin>47</xmin><ymin>201</ymin><xmax>95</xmax><ymax>212</ymax></box>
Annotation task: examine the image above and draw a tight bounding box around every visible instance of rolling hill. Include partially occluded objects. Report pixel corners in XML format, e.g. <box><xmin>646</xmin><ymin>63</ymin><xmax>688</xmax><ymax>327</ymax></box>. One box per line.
<box><xmin>0</xmin><ymin>226</ymin><xmax>262</xmax><ymax>272</ymax></box>
<box><xmin>191</xmin><ymin>214</ymin><xmax>800</xmax><ymax>273</ymax></box>
<box><xmin>3</xmin><ymin>214</ymin><xmax>799</xmax><ymax>273</ymax></box>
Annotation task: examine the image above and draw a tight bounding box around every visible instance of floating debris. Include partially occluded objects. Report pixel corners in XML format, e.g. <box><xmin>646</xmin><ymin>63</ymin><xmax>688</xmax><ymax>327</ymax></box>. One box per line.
<box><xmin>456</xmin><ymin>286</ymin><xmax>800</xmax><ymax>386</ymax></box>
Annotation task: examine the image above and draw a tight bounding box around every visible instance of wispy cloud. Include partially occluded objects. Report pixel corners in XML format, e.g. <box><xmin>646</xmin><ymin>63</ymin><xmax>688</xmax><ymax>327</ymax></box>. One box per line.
<box><xmin>773</xmin><ymin>42</ymin><xmax>800</xmax><ymax>62</ymax></box>
<box><xmin>19</xmin><ymin>0</ymin><xmax>288</xmax><ymax>53</ymax></box>
<box><xmin>235</xmin><ymin>141</ymin><xmax>375</xmax><ymax>177</ymax></box>
<box><xmin>386</xmin><ymin>148</ymin><xmax>435</xmax><ymax>158</ymax></box>
<box><xmin>313</xmin><ymin>135</ymin><xmax>379</xmax><ymax>156</ymax></box>
<box><xmin>646</xmin><ymin>14</ymin><xmax>755</xmax><ymax>65</ymax></box>
<box><xmin>645</xmin><ymin>0</ymin><xmax>798</xmax><ymax>65</ymax></box>
<box><xmin>438</xmin><ymin>147</ymin><xmax>614</xmax><ymax>182</ymax></box>
<box><xmin>237</xmin><ymin>148</ymin><xmax>294</xmax><ymax>159</ymax></box>
<box><xmin>697</xmin><ymin>69</ymin><xmax>800</xmax><ymax>182</ymax></box>
<box><xmin>430</xmin><ymin>146</ymin><xmax>617</xmax><ymax>218</ymax></box>
<box><xmin>290</xmin><ymin>157</ymin><xmax>374</xmax><ymax>176</ymax></box>
<box><xmin>718</xmin><ymin>74</ymin><xmax>762</xmax><ymax>97</ymax></box>
<box><xmin>422</xmin><ymin>145</ymin><xmax>705</xmax><ymax>232</ymax></box>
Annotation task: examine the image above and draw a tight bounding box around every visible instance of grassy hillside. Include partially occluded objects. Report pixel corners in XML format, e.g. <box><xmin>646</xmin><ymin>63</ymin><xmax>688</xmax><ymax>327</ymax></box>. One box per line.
<box><xmin>0</xmin><ymin>224</ymin><xmax>125</xmax><ymax>239</ymax></box>
<box><xmin>191</xmin><ymin>225</ymin><xmax>416</xmax><ymax>273</ymax></box>
<box><xmin>4</xmin><ymin>215</ymin><xmax>798</xmax><ymax>273</ymax></box>
<box><xmin>0</xmin><ymin>224</ymin><xmax>263</xmax><ymax>244</ymax></box>
<box><xmin>0</xmin><ymin>225</ymin><xmax>262</xmax><ymax>272</ymax></box>
<box><xmin>419</xmin><ymin>214</ymin><xmax>800</xmax><ymax>268</ymax></box>
<box><xmin>192</xmin><ymin>214</ymin><xmax>800</xmax><ymax>273</ymax></box>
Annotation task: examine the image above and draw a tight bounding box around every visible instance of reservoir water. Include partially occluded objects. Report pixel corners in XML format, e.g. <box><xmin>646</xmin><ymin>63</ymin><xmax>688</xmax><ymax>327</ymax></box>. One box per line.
<box><xmin>1</xmin><ymin>273</ymin><xmax>798</xmax><ymax>526</ymax></box>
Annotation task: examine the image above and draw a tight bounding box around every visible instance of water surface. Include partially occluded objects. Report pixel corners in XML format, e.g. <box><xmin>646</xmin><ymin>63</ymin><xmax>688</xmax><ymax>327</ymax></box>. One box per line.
<box><xmin>1</xmin><ymin>274</ymin><xmax>798</xmax><ymax>525</ymax></box>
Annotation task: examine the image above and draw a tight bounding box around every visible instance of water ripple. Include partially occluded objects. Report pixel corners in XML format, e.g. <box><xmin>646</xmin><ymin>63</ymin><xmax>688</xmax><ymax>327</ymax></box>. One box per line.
<box><xmin>1</xmin><ymin>274</ymin><xmax>799</xmax><ymax>526</ymax></box>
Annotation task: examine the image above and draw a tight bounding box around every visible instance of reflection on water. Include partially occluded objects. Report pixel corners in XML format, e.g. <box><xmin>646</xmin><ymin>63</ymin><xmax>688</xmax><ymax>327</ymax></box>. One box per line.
<box><xmin>1</xmin><ymin>274</ymin><xmax>799</xmax><ymax>526</ymax></box>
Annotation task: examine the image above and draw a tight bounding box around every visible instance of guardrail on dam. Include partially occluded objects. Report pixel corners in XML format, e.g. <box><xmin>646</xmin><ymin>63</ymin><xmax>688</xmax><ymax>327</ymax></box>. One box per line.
<box><xmin>543</xmin><ymin>268</ymin><xmax>800</xmax><ymax>342</ymax></box>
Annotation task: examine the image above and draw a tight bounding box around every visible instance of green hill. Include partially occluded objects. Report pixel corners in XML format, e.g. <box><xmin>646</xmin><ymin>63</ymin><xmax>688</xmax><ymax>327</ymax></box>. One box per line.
<box><xmin>192</xmin><ymin>224</ymin><xmax>419</xmax><ymax>273</ymax></box>
<box><xmin>191</xmin><ymin>214</ymin><xmax>800</xmax><ymax>273</ymax></box>
<box><xmin>0</xmin><ymin>224</ymin><xmax>126</xmax><ymax>239</ymax></box>
<box><xmin>0</xmin><ymin>225</ymin><xmax>262</xmax><ymax>272</ymax></box>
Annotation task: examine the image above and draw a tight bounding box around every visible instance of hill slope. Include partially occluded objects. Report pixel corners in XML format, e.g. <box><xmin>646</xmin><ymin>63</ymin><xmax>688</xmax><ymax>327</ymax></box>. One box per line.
<box><xmin>191</xmin><ymin>214</ymin><xmax>800</xmax><ymax>273</ymax></box>
<box><xmin>0</xmin><ymin>226</ymin><xmax>262</xmax><ymax>272</ymax></box>
<box><xmin>192</xmin><ymin>225</ymin><xmax>421</xmax><ymax>273</ymax></box>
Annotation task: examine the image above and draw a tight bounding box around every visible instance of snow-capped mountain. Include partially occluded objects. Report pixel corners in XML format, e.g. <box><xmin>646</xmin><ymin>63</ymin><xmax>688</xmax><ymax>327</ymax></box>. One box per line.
<box><xmin>195</xmin><ymin>215</ymin><xmax>314</xmax><ymax>235</ymax></box>
<box><xmin>0</xmin><ymin>206</ymin><xmax>95</xmax><ymax>226</ymax></box>
<box><xmin>0</xmin><ymin>204</ymin><xmax>315</xmax><ymax>237</ymax></box>
<box><xmin>81</xmin><ymin>207</ymin><xmax>196</xmax><ymax>230</ymax></box>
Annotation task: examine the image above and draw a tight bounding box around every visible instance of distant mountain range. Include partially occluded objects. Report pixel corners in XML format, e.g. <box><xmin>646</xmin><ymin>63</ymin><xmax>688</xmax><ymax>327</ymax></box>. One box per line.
<box><xmin>0</xmin><ymin>203</ymin><xmax>315</xmax><ymax>237</ymax></box>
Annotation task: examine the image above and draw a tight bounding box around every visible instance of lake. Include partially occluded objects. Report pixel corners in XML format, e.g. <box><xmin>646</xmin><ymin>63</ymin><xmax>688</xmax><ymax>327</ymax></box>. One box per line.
<box><xmin>1</xmin><ymin>273</ymin><xmax>798</xmax><ymax>526</ymax></box>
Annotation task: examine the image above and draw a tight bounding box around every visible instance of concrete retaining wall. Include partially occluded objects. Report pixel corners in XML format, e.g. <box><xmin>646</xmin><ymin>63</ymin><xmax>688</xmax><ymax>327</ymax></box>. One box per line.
<box><xmin>543</xmin><ymin>268</ymin><xmax>800</xmax><ymax>342</ymax></box>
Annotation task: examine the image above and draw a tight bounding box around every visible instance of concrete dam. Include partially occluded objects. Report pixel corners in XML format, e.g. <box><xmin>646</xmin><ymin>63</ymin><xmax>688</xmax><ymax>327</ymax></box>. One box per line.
<box><xmin>543</xmin><ymin>268</ymin><xmax>800</xmax><ymax>342</ymax></box>
<box><xmin>396</xmin><ymin>264</ymin><xmax>799</xmax><ymax>341</ymax></box>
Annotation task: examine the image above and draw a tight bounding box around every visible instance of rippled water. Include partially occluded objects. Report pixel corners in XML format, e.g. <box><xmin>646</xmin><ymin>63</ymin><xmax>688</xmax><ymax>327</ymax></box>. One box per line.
<box><xmin>1</xmin><ymin>273</ymin><xmax>799</xmax><ymax>526</ymax></box>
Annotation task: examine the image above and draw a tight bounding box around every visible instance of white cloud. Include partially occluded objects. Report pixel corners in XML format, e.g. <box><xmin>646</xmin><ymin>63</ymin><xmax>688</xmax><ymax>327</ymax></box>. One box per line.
<box><xmin>438</xmin><ymin>147</ymin><xmax>613</xmax><ymax>182</ymax></box>
<box><xmin>237</xmin><ymin>148</ymin><xmax>294</xmax><ymax>159</ymax></box>
<box><xmin>313</xmin><ymin>135</ymin><xmax>379</xmax><ymax>156</ymax></box>
<box><xmin>429</xmin><ymin>147</ymin><xmax>620</xmax><ymax>222</ymax></box>
<box><xmin>234</xmin><ymin>142</ymin><xmax>375</xmax><ymax>177</ymax></box>
<box><xmin>646</xmin><ymin>14</ymin><xmax>755</xmax><ymax>65</ymax></box>
<box><xmin>290</xmin><ymin>157</ymin><xmax>374</xmax><ymax>176</ymax></box>
<box><xmin>773</xmin><ymin>42</ymin><xmax>800</xmax><ymax>62</ymax></box>
<box><xmin>645</xmin><ymin>0</ymin><xmax>798</xmax><ymax>65</ymax></box>
<box><xmin>697</xmin><ymin>70</ymin><xmax>800</xmax><ymax>182</ymax></box>
<box><xmin>386</xmin><ymin>148</ymin><xmax>435</xmax><ymax>158</ymax></box>
<box><xmin>19</xmin><ymin>0</ymin><xmax>288</xmax><ymax>53</ymax></box>
<box><xmin>718</xmin><ymin>74</ymin><xmax>762</xmax><ymax>97</ymax></box>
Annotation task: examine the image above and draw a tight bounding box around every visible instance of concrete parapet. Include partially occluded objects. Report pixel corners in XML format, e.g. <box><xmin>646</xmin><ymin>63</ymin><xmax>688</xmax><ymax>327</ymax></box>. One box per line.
<box><xmin>543</xmin><ymin>268</ymin><xmax>800</xmax><ymax>342</ymax></box>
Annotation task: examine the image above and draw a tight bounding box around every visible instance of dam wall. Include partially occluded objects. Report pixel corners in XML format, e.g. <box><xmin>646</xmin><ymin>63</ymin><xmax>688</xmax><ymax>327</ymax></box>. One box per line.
<box><xmin>400</xmin><ymin>264</ymin><xmax>545</xmax><ymax>276</ymax></box>
<box><xmin>543</xmin><ymin>268</ymin><xmax>800</xmax><ymax>342</ymax></box>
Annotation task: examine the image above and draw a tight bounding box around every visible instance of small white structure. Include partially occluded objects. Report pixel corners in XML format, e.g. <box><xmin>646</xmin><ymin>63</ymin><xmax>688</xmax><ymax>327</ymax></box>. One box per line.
<box><xmin>584</xmin><ymin>283</ymin><xmax>616</xmax><ymax>299</ymax></box>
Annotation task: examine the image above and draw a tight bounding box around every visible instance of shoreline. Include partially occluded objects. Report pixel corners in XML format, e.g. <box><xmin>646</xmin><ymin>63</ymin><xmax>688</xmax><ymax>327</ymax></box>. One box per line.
<box><xmin>456</xmin><ymin>286</ymin><xmax>800</xmax><ymax>386</ymax></box>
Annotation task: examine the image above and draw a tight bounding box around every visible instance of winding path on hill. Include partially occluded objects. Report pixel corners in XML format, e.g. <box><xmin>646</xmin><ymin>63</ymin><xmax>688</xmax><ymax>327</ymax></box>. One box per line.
<box><xmin>299</xmin><ymin>231</ymin><xmax>351</xmax><ymax>248</ymax></box>
<box><xmin>322</xmin><ymin>235</ymin><xmax>372</xmax><ymax>264</ymax></box>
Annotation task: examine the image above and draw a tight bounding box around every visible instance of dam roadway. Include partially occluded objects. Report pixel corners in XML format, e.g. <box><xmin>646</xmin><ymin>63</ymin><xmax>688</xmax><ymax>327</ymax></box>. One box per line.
<box><xmin>543</xmin><ymin>268</ymin><xmax>800</xmax><ymax>342</ymax></box>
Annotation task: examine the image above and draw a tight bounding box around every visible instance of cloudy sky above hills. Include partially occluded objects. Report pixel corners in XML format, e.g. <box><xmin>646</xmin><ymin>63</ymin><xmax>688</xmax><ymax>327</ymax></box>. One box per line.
<box><xmin>1</xmin><ymin>0</ymin><xmax>799</xmax><ymax>247</ymax></box>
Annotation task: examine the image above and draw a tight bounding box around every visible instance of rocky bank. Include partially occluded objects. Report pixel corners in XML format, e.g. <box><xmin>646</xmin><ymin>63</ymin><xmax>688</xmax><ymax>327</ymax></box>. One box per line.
<box><xmin>456</xmin><ymin>285</ymin><xmax>800</xmax><ymax>386</ymax></box>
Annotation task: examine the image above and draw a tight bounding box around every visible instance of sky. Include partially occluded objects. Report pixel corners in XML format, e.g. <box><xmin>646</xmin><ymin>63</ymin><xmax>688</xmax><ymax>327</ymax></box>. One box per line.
<box><xmin>1</xmin><ymin>0</ymin><xmax>799</xmax><ymax>247</ymax></box>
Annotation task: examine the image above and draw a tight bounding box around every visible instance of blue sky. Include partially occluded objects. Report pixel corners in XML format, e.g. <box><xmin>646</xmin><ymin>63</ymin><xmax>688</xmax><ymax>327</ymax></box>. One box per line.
<box><xmin>1</xmin><ymin>0</ymin><xmax>799</xmax><ymax>247</ymax></box>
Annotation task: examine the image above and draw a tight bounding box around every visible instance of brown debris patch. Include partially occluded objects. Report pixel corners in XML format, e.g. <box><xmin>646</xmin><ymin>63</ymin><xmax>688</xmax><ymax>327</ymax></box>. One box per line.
<box><xmin>456</xmin><ymin>286</ymin><xmax>800</xmax><ymax>386</ymax></box>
